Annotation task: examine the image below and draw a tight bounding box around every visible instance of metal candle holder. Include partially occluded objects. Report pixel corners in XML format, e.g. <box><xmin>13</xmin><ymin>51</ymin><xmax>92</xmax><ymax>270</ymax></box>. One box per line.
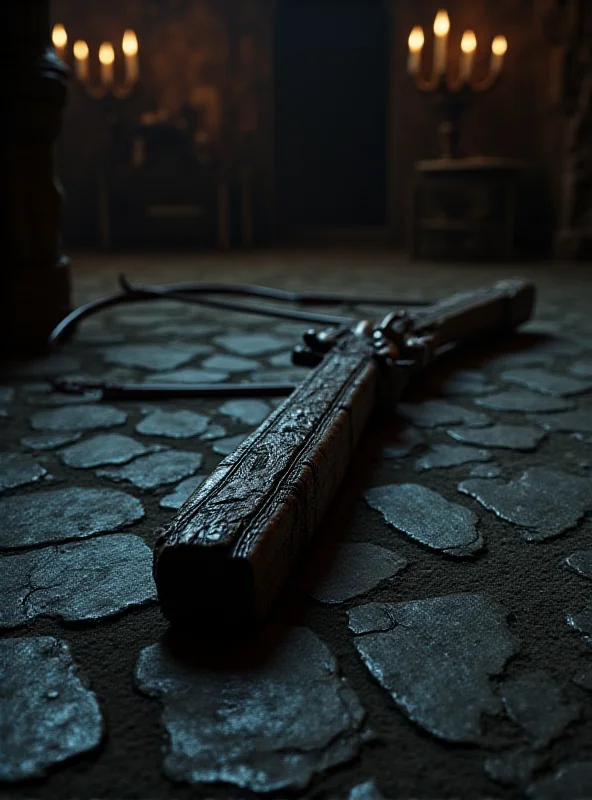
<box><xmin>407</xmin><ymin>11</ymin><xmax>508</xmax><ymax>158</ymax></box>
<box><xmin>51</xmin><ymin>24</ymin><xmax>139</xmax><ymax>99</ymax></box>
<box><xmin>51</xmin><ymin>24</ymin><xmax>141</xmax><ymax>249</ymax></box>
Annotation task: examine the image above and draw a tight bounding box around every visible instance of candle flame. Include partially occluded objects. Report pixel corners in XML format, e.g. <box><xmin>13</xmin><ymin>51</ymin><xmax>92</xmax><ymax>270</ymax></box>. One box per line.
<box><xmin>461</xmin><ymin>30</ymin><xmax>477</xmax><ymax>54</ymax></box>
<box><xmin>73</xmin><ymin>40</ymin><xmax>89</xmax><ymax>60</ymax></box>
<box><xmin>52</xmin><ymin>23</ymin><xmax>67</xmax><ymax>49</ymax></box>
<box><xmin>122</xmin><ymin>29</ymin><xmax>138</xmax><ymax>57</ymax></box>
<box><xmin>99</xmin><ymin>42</ymin><xmax>115</xmax><ymax>66</ymax></box>
<box><xmin>408</xmin><ymin>26</ymin><xmax>425</xmax><ymax>53</ymax></box>
<box><xmin>433</xmin><ymin>10</ymin><xmax>450</xmax><ymax>38</ymax></box>
<box><xmin>492</xmin><ymin>35</ymin><xmax>508</xmax><ymax>56</ymax></box>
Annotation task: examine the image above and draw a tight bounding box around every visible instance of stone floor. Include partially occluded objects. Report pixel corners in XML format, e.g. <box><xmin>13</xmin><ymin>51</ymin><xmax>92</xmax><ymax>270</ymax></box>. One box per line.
<box><xmin>1</xmin><ymin>250</ymin><xmax>592</xmax><ymax>799</ymax></box>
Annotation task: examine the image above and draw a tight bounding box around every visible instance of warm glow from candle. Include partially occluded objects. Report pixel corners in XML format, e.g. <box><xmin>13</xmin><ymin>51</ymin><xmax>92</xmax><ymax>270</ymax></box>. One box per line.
<box><xmin>99</xmin><ymin>42</ymin><xmax>115</xmax><ymax>66</ymax></box>
<box><xmin>52</xmin><ymin>23</ymin><xmax>67</xmax><ymax>49</ymax></box>
<box><xmin>461</xmin><ymin>30</ymin><xmax>477</xmax><ymax>54</ymax></box>
<box><xmin>433</xmin><ymin>10</ymin><xmax>450</xmax><ymax>38</ymax></box>
<box><xmin>492</xmin><ymin>35</ymin><xmax>508</xmax><ymax>56</ymax></box>
<box><xmin>122</xmin><ymin>30</ymin><xmax>138</xmax><ymax>57</ymax></box>
<box><xmin>73</xmin><ymin>40</ymin><xmax>89</xmax><ymax>60</ymax></box>
<box><xmin>408</xmin><ymin>26</ymin><xmax>425</xmax><ymax>53</ymax></box>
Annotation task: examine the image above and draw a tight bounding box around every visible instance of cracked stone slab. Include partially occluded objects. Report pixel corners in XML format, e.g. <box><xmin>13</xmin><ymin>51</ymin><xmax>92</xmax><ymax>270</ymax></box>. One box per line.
<box><xmin>380</xmin><ymin>427</ymin><xmax>425</xmax><ymax>459</ymax></box>
<box><xmin>469</xmin><ymin>464</ymin><xmax>503</xmax><ymax>478</ymax></box>
<box><xmin>212</xmin><ymin>433</ymin><xmax>249</xmax><ymax>456</ymax></box>
<box><xmin>570</xmin><ymin>361</ymin><xmax>592</xmax><ymax>379</ymax></box>
<box><xmin>201</xmin><ymin>354</ymin><xmax>260</xmax><ymax>373</ymax></box>
<box><xmin>475</xmin><ymin>391</ymin><xmax>575</xmax><ymax>413</ymax></box>
<box><xmin>150</xmin><ymin>323</ymin><xmax>218</xmax><ymax>339</ymax></box>
<box><xmin>500</xmin><ymin>368</ymin><xmax>592</xmax><ymax>397</ymax></box>
<box><xmin>527</xmin><ymin>762</ymin><xmax>592</xmax><ymax>799</ymax></box>
<box><xmin>218</xmin><ymin>399</ymin><xmax>271</xmax><ymax>426</ymax></box>
<box><xmin>269</xmin><ymin>351</ymin><xmax>296</xmax><ymax>368</ymax></box>
<box><xmin>0</xmin><ymin>387</ymin><xmax>15</xmax><ymax>404</ymax></box>
<box><xmin>567</xmin><ymin>606</ymin><xmax>592</xmax><ymax>639</ymax></box>
<box><xmin>23</xmin><ymin>379</ymin><xmax>61</xmax><ymax>393</ymax></box>
<box><xmin>59</xmin><ymin>434</ymin><xmax>153</xmax><ymax>468</ymax></box>
<box><xmin>214</xmin><ymin>332</ymin><xmax>291</xmax><ymax>357</ymax></box>
<box><xmin>136</xmin><ymin>409</ymin><xmax>210</xmax><ymax>439</ymax></box>
<box><xmin>486</xmin><ymin>352</ymin><xmax>555</xmax><ymax>371</ymax></box>
<box><xmin>348</xmin><ymin>779</ymin><xmax>385</xmax><ymax>799</ymax></box>
<box><xmin>135</xmin><ymin>626</ymin><xmax>367</xmax><ymax>792</ymax></box>
<box><xmin>27</xmin><ymin>390</ymin><xmax>103</xmax><ymax>407</ymax></box>
<box><xmin>348</xmin><ymin>594</ymin><xmax>516</xmax><ymax>743</ymax></box>
<box><xmin>62</xmin><ymin>367</ymin><xmax>137</xmax><ymax>386</ymax></box>
<box><xmin>500</xmin><ymin>672</ymin><xmax>580</xmax><ymax>748</ymax></box>
<box><xmin>74</xmin><ymin>325</ymin><xmax>125</xmax><ymax>346</ymax></box>
<box><xmin>0</xmin><ymin>534</ymin><xmax>156</xmax><ymax>629</ymax></box>
<box><xmin>485</xmin><ymin>751</ymin><xmax>546</xmax><ymax>788</ymax></box>
<box><xmin>529</xmin><ymin>409</ymin><xmax>592</xmax><ymax>435</ymax></box>
<box><xmin>97</xmin><ymin>450</ymin><xmax>203</xmax><ymax>490</ymax></box>
<box><xmin>146</xmin><ymin>368</ymin><xmax>230</xmax><ymax>384</ymax></box>
<box><xmin>440</xmin><ymin>371</ymin><xmax>496</xmax><ymax>397</ymax></box>
<box><xmin>116</xmin><ymin>312</ymin><xmax>213</xmax><ymax>330</ymax></box>
<box><xmin>0</xmin><ymin>453</ymin><xmax>47</xmax><ymax>492</ymax></box>
<box><xmin>302</xmin><ymin>542</ymin><xmax>407</xmax><ymax>604</ymax></box>
<box><xmin>459</xmin><ymin>468</ymin><xmax>592</xmax><ymax>541</ymax></box>
<box><xmin>200</xmin><ymin>423</ymin><xmax>227</xmax><ymax>441</ymax></box>
<box><xmin>21</xmin><ymin>432</ymin><xmax>83</xmax><ymax>451</ymax></box>
<box><xmin>160</xmin><ymin>475</ymin><xmax>207</xmax><ymax>510</ymax></box>
<box><xmin>365</xmin><ymin>484</ymin><xmax>483</xmax><ymax>557</ymax></box>
<box><xmin>0</xmin><ymin>637</ymin><xmax>103</xmax><ymax>781</ymax></box>
<box><xmin>397</xmin><ymin>399</ymin><xmax>490</xmax><ymax>429</ymax></box>
<box><xmin>448</xmin><ymin>424</ymin><xmax>546</xmax><ymax>451</ymax></box>
<box><xmin>415</xmin><ymin>444</ymin><xmax>491</xmax><ymax>471</ymax></box>
<box><xmin>566</xmin><ymin>550</ymin><xmax>592</xmax><ymax>580</ymax></box>
<box><xmin>30</xmin><ymin>404</ymin><xmax>127</xmax><ymax>432</ymax></box>
<box><xmin>521</xmin><ymin>336</ymin><xmax>584</xmax><ymax>357</ymax></box>
<box><xmin>1</xmin><ymin>353</ymin><xmax>81</xmax><ymax>379</ymax></box>
<box><xmin>100</xmin><ymin>343</ymin><xmax>210</xmax><ymax>371</ymax></box>
<box><xmin>0</xmin><ymin>487</ymin><xmax>144</xmax><ymax>550</ymax></box>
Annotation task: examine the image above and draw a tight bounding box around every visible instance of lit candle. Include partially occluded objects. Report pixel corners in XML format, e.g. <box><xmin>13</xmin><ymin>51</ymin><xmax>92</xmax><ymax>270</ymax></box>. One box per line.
<box><xmin>51</xmin><ymin>23</ymin><xmax>68</xmax><ymax>62</ymax></box>
<box><xmin>459</xmin><ymin>30</ymin><xmax>477</xmax><ymax>83</ymax></box>
<box><xmin>99</xmin><ymin>42</ymin><xmax>115</xmax><ymax>87</ymax></box>
<box><xmin>122</xmin><ymin>29</ymin><xmax>139</xmax><ymax>85</ymax></box>
<box><xmin>73</xmin><ymin>40</ymin><xmax>89</xmax><ymax>83</ymax></box>
<box><xmin>433</xmin><ymin>10</ymin><xmax>450</xmax><ymax>77</ymax></box>
<box><xmin>491</xmin><ymin>35</ymin><xmax>507</xmax><ymax>74</ymax></box>
<box><xmin>407</xmin><ymin>26</ymin><xmax>424</xmax><ymax>75</ymax></box>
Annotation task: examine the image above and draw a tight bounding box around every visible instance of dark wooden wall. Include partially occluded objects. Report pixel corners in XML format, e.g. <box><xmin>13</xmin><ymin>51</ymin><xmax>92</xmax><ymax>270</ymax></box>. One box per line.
<box><xmin>53</xmin><ymin>0</ymin><xmax>566</xmax><ymax>252</ymax></box>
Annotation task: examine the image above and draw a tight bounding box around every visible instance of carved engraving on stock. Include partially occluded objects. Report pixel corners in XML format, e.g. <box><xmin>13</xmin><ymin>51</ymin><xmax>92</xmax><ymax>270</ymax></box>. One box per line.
<box><xmin>154</xmin><ymin>333</ymin><xmax>378</xmax><ymax>624</ymax></box>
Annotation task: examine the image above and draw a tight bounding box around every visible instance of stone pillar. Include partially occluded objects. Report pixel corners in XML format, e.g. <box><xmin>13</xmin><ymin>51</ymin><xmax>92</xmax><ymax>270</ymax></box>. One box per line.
<box><xmin>0</xmin><ymin>0</ymin><xmax>71</xmax><ymax>353</ymax></box>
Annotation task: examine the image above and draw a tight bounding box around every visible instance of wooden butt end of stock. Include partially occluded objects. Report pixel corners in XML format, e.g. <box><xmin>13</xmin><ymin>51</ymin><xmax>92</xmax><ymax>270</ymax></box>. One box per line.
<box><xmin>503</xmin><ymin>278</ymin><xmax>536</xmax><ymax>329</ymax></box>
<box><xmin>154</xmin><ymin>540</ymin><xmax>257</xmax><ymax>631</ymax></box>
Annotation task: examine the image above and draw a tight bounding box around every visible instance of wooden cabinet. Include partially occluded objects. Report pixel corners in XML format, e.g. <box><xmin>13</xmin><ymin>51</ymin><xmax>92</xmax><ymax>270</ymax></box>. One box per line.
<box><xmin>408</xmin><ymin>158</ymin><xmax>524</xmax><ymax>261</ymax></box>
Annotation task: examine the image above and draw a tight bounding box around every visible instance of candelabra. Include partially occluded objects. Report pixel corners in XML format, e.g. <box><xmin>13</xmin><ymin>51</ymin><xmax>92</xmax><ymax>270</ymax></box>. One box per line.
<box><xmin>52</xmin><ymin>24</ymin><xmax>141</xmax><ymax>249</ymax></box>
<box><xmin>407</xmin><ymin>11</ymin><xmax>507</xmax><ymax>159</ymax></box>
<box><xmin>51</xmin><ymin>24</ymin><xmax>139</xmax><ymax>98</ymax></box>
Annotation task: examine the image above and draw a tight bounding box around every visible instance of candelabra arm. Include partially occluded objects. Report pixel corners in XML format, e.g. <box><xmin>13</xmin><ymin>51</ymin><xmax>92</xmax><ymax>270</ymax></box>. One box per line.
<box><xmin>113</xmin><ymin>80</ymin><xmax>138</xmax><ymax>100</ymax></box>
<box><xmin>414</xmin><ymin>73</ymin><xmax>443</xmax><ymax>93</ymax></box>
<box><xmin>471</xmin><ymin>70</ymin><xmax>502</xmax><ymax>93</ymax></box>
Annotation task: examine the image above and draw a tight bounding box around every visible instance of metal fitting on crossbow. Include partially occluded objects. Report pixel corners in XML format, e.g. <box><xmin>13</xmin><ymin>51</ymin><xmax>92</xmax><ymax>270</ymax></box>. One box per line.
<box><xmin>293</xmin><ymin>325</ymin><xmax>350</xmax><ymax>367</ymax></box>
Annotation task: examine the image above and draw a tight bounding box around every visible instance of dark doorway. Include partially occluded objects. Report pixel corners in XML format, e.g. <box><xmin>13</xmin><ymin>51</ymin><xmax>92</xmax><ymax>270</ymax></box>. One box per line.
<box><xmin>274</xmin><ymin>0</ymin><xmax>389</xmax><ymax>234</ymax></box>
